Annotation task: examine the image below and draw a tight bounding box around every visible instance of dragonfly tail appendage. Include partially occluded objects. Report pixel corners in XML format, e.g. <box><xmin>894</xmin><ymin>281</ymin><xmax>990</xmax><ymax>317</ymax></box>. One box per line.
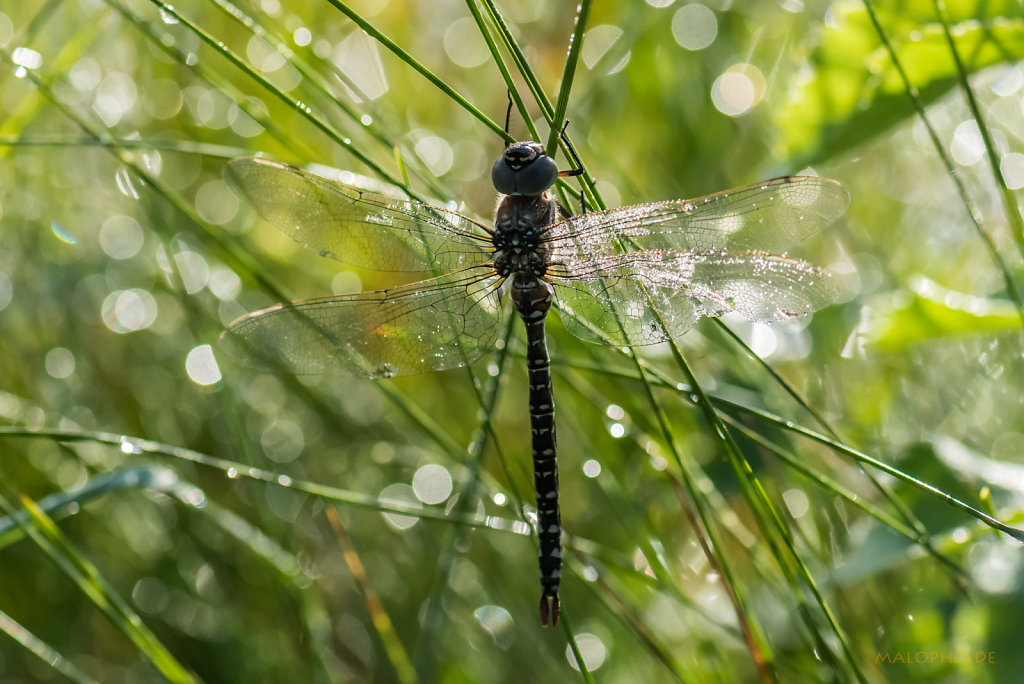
<box><xmin>540</xmin><ymin>590</ymin><xmax>560</xmax><ymax>628</ymax></box>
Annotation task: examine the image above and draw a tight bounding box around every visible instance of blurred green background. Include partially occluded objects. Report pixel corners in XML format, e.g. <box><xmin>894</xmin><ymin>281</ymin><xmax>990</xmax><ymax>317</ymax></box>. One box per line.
<box><xmin>2</xmin><ymin>0</ymin><xmax>1024</xmax><ymax>682</ymax></box>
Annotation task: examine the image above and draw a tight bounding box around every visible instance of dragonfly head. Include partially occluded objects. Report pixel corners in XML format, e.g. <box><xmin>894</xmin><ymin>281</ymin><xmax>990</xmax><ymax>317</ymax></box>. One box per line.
<box><xmin>492</xmin><ymin>141</ymin><xmax>558</xmax><ymax>197</ymax></box>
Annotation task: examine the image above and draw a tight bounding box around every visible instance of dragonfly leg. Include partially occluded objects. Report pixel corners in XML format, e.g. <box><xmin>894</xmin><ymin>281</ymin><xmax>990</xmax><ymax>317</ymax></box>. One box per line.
<box><xmin>503</xmin><ymin>91</ymin><xmax>514</xmax><ymax>147</ymax></box>
<box><xmin>556</xmin><ymin>119</ymin><xmax>585</xmax><ymax>179</ymax></box>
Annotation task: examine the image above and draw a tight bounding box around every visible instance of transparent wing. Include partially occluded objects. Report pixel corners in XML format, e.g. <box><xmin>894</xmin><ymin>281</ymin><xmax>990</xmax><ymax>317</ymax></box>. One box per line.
<box><xmin>545</xmin><ymin>176</ymin><xmax>848</xmax><ymax>259</ymax></box>
<box><xmin>550</xmin><ymin>250</ymin><xmax>838</xmax><ymax>346</ymax></box>
<box><xmin>219</xmin><ymin>268</ymin><xmax>503</xmax><ymax>376</ymax></box>
<box><xmin>224</xmin><ymin>157</ymin><xmax>494</xmax><ymax>272</ymax></box>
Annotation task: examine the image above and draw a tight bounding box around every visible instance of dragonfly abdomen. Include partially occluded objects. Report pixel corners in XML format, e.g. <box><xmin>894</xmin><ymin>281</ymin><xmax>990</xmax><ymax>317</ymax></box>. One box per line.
<box><xmin>511</xmin><ymin>273</ymin><xmax>562</xmax><ymax>627</ymax></box>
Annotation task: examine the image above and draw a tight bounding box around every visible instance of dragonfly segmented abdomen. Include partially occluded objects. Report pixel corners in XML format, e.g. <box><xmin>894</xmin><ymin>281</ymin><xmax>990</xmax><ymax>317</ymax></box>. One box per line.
<box><xmin>510</xmin><ymin>271</ymin><xmax>562</xmax><ymax>626</ymax></box>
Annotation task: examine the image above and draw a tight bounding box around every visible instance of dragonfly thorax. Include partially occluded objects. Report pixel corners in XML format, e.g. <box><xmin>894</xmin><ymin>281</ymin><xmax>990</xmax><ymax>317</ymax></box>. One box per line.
<box><xmin>492</xmin><ymin>193</ymin><xmax>557</xmax><ymax>280</ymax></box>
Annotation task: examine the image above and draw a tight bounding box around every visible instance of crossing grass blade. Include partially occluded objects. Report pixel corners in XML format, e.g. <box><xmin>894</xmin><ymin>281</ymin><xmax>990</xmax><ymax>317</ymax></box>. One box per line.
<box><xmin>0</xmin><ymin>488</ymin><xmax>198</xmax><ymax>684</ymax></box>
<box><xmin>0</xmin><ymin>607</ymin><xmax>102</xmax><ymax>684</ymax></box>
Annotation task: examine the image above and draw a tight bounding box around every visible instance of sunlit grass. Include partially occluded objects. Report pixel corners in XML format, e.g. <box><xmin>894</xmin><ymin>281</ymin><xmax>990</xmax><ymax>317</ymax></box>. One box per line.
<box><xmin>1</xmin><ymin>0</ymin><xmax>1024</xmax><ymax>682</ymax></box>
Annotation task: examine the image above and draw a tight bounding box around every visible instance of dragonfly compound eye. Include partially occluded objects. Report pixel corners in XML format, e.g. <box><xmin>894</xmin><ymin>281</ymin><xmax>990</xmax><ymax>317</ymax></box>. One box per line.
<box><xmin>492</xmin><ymin>141</ymin><xmax>558</xmax><ymax>196</ymax></box>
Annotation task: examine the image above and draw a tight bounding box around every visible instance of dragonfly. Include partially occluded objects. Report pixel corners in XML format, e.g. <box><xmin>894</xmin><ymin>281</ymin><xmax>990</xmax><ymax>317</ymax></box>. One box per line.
<box><xmin>219</xmin><ymin>142</ymin><xmax>849</xmax><ymax>627</ymax></box>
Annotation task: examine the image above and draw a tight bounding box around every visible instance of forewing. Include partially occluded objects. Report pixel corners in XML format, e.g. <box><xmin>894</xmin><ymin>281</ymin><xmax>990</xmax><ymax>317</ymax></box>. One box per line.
<box><xmin>546</xmin><ymin>176</ymin><xmax>848</xmax><ymax>259</ymax></box>
<box><xmin>220</xmin><ymin>269</ymin><xmax>502</xmax><ymax>376</ymax></box>
<box><xmin>224</xmin><ymin>157</ymin><xmax>493</xmax><ymax>272</ymax></box>
<box><xmin>550</xmin><ymin>251</ymin><xmax>838</xmax><ymax>346</ymax></box>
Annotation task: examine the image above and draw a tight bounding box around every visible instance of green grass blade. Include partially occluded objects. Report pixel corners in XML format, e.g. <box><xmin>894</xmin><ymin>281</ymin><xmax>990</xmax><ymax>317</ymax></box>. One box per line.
<box><xmin>0</xmin><ymin>608</ymin><xmax>102</xmax><ymax>684</ymax></box>
<box><xmin>325</xmin><ymin>0</ymin><xmax>503</xmax><ymax>140</ymax></box>
<box><xmin>930</xmin><ymin>0</ymin><xmax>1024</xmax><ymax>265</ymax></box>
<box><xmin>143</xmin><ymin>0</ymin><xmax>412</xmax><ymax>193</ymax></box>
<box><xmin>0</xmin><ymin>489</ymin><xmax>198</xmax><ymax>684</ymax></box>
<box><xmin>544</xmin><ymin>0</ymin><xmax>591</xmax><ymax>155</ymax></box>
<box><xmin>0</xmin><ymin>427</ymin><xmax>517</xmax><ymax>529</ymax></box>
<box><xmin>860</xmin><ymin>0</ymin><xmax>1024</xmax><ymax>326</ymax></box>
<box><xmin>629</xmin><ymin>352</ymin><xmax>777</xmax><ymax>677</ymax></box>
